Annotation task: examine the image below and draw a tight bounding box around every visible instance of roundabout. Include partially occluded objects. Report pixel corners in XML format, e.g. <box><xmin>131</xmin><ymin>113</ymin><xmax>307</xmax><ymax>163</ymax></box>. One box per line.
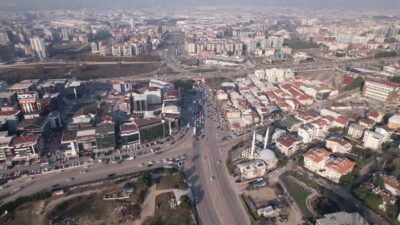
<box><xmin>306</xmin><ymin>194</ymin><xmax>341</xmax><ymax>217</ymax></box>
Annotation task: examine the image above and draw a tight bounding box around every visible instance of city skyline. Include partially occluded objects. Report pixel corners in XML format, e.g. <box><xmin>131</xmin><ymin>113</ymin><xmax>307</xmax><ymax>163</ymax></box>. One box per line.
<box><xmin>1</xmin><ymin>0</ymin><xmax>400</xmax><ymax>10</ymax></box>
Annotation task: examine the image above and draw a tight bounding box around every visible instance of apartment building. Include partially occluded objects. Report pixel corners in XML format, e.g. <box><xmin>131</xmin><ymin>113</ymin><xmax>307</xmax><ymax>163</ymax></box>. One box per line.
<box><xmin>0</xmin><ymin>131</ymin><xmax>13</xmax><ymax>162</ymax></box>
<box><xmin>60</xmin><ymin>131</ymin><xmax>79</xmax><ymax>158</ymax></box>
<box><xmin>12</xmin><ymin>134</ymin><xmax>44</xmax><ymax>161</ymax></box>
<box><xmin>325</xmin><ymin>157</ymin><xmax>356</xmax><ymax>183</ymax></box>
<box><xmin>388</xmin><ymin>114</ymin><xmax>400</xmax><ymax>130</ymax></box>
<box><xmin>304</xmin><ymin>148</ymin><xmax>356</xmax><ymax>183</ymax></box>
<box><xmin>325</xmin><ymin>138</ymin><xmax>352</xmax><ymax>154</ymax></box>
<box><xmin>362</xmin><ymin>130</ymin><xmax>384</xmax><ymax>151</ymax></box>
<box><xmin>347</xmin><ymin>123</ymin><xmax>365</xmax><ymax>139</ymax></box>
<box><xmin>362</xmin><ymin>79</ymin><xmax>400</xmax><ymax>102</ymax></box>
<box><xmin>275</xmin><ymin>134</ymin><xmax>300</xmax><ymax>157</ymax></box>
<box><xmin>380</xmin><ymin>174</ymin><xmax>400</xmax><ymax>196</ymax></box>
<box><xmin>304</xmin><ymin>148</ymin><xmax>331</xmax><ymax>172</ymax></box>
<box><xmin>120</xmin><ymin>123</ymin><xmax>140</xmax><ymax>147</ymax></box>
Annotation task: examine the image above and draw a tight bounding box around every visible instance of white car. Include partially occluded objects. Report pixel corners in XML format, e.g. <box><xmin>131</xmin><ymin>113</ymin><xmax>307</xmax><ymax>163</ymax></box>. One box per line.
<box><xmin>138</xmin><ymin>163</ymin><xmax>145</xmax><ymax>167</ymax></box>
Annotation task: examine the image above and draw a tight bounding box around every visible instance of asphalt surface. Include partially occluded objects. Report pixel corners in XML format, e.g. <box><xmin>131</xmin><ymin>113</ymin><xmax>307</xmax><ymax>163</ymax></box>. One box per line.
<box><xmin>187</xmin><ymin>101</ymin><xmax>250</xmax><ymax>225</ymax></box>
<box><xmin>0</xmin><ymin>132</ymin><xmax>193</xmax><ymax>204</ymax></box>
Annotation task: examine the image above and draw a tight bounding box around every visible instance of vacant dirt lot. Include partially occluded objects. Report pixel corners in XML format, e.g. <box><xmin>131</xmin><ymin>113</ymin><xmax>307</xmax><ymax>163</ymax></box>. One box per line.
<box><xmin>0</xmin><ymin>62</ymin><xmax>160</xmax><ymax>84</ymax></box>
<box><xmin>3</xmin><ymin>179</ymin><xmax>148</xmax><ymax>225</ymax></box>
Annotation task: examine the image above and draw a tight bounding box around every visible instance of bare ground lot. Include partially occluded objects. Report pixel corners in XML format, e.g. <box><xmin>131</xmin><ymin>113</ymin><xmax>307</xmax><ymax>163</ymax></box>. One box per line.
<box><xmin>3</xmin><ymin>180</ymin><xmax>148</xmax><ymax>225</ymax></box>
<box><xmin>0</xmin><ymin>63</ymin><xmax>161</xmax><ymax>84</ymax></box>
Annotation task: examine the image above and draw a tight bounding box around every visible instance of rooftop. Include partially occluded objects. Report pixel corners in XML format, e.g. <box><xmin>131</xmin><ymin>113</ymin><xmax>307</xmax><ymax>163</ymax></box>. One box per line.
<box><xmin>366</xmin><ymin>79</ymin><xmax>400</xmax><ymax>88</ymax></box>
<box><xmin>12</xmin><ymin>135</ymin><xmax>40</xmax><ymax>145</ymax></box>
<box><xmin>325</xmin><ymin>157</ymin><xmax>356</xmax><ymax>175</ymax></box>
<box><xmin>304</xmin><ymin>148</ymin><xmax>331</xmax><ymax>163</ymax></box>
<box><xmin>120</xmin><ymin>123</ymin><xmax>139</xmax><ymax>132</ymax></box>
<box><xmin>380</xmin><ymin>174</ymin><xmax>400</xmax><ymax>190</ymax></box>
<box><xmin>276</xmin><ymin>134</ymin><xmax>299</xmax><ymax>147</ymax></box>
<box><xmin>8</xmin><ymin>83</ymin><xmax>33</xmax><ymax>90</ymax></box>
<box><xmin>62</xmin><ymin>131</ymin><xmax>77</xmax><ymax>142</ymax></box>
<box><xmin>316</xmin><ymin>211</ymin><xmax>369</xmax><ymax>225</ymax></box>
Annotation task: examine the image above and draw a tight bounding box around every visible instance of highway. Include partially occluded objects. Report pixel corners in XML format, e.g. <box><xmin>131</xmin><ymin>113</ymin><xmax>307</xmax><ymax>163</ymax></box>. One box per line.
<box><xmin>186</xmin><ymin>89</ymin><xmax>250</xmax><ymax>225</ymax></box>
<box><xmin>0</xmin><ymin>132</ymin><xmax>193</xmax><ymax>204</ymax></box>
<box><xmin>0</xmin><ymin>60</ymin><xmax>161</xmax><ymax>69</ymax></box>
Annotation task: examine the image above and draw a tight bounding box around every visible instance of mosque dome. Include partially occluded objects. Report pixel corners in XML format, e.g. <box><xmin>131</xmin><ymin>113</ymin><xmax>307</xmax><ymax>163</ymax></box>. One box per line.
<box><xmin>259</xmin><ymin>149</ymin><xmax>278</xmax><ymax>162</ymax></box>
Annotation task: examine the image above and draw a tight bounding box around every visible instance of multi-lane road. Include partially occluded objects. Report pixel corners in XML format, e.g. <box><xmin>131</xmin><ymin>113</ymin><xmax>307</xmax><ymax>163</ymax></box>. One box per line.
<box><xmin>0</xmin><ymin>132</ymin><xmax>193</xmax><ymax>203</ymax></box>
<box><xmin>187</xmin><ymin>103</ymin><xmax>250</xmax><ymax>225</ymax></box>
<box><xmin>0</xmin><ymin>84</ymin><xmax>252</xmax><ymax>225</ymax></box>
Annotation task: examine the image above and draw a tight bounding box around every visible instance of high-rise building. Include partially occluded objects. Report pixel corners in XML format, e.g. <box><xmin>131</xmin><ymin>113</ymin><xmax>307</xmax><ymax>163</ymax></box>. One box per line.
<box><xmin>29</xmin><ymin>37</ymin><xmax>49</xmax><ymax>59</ymax></box>
<box><xmin>61</xmin><ymin>28</ymin><xmax>70</xmax><ymax>41</ymax></box>
<box><xmin>130</xmin><ymin>18</ymin><xmax>135</xmax><ymax>29</ymax></box>
<box><xmin>0</xmin><ymin>43</ymin><xmax>16</xmax><ymax>63</ymax></box>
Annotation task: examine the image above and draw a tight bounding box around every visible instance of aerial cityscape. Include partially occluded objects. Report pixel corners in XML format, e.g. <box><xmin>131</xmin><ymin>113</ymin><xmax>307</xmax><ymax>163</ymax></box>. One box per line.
<box><xmin>0</xmin><ymin>0</ymin><xmax>400</xmax><ymax>225</ymax></box>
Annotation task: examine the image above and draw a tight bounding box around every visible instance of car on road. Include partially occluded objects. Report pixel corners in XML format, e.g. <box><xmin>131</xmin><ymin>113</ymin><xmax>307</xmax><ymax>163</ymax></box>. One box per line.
<box><xmin>209</xmin><ymin>176</ymin><xmax>215</xmax><ymax>181</ymax></box>
<box><xmin>80</xmin><ymin>170</ymin><xmax>88</xmax><ymax>174</ymax></box>
<box><xmin>217</xmin><ymin>160</ymin><xmax>221</xmax><ymax>164</ymax></box>
<box><xmin>66</xmin><ymin>177</ymin><xmax>74</xmax><ymax>182</ymax></box>
<box><xmin>138</xmin><ymin>163</ymin><xmax>145</xmax><ymax>167</ymax></box>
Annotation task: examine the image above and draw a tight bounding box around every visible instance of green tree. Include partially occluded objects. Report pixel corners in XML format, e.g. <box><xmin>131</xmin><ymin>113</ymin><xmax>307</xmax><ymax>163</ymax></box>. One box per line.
<box><xmin>298</xmin><ymin>156</ymin><xmax>304</xmax><ymax>167</ymax></box>
<box><xmin>344</xmin><ymin>76</ymin><xmax>364</xmax><ymax>91</ymax></box>
<box><xmin>138</xmin><ymin>172</ymin><xmax>152</xmax><ymax>187</ymax></box>
<box><xmin>165</xmin><ymin>168</ymin><xmax>173</xmax><ymax>177</ymax></box>
<box><xmin>179</xmin><ymin>195</ymin><xmax>192</xmax><ymax>209</ymax></box>
<box><xmin>176</xmin><ymin>171</ymin><xmax>187</xmax><ymax>189</ymax></box>
<box><xmin>390</xmin><ymin>76</ymin><xmax>400</xmax><ymax>83</ymax></box>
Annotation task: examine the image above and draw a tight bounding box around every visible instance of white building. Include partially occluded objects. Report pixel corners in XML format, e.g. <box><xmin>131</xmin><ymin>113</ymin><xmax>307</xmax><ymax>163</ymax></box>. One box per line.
<box><xmin>388</xmin><ymin>114</ymin><xmax>400</xmax><ymax>130</ymax></box>
<box><xmin>149</xmin><ymin>80</ymin><xmax>174</xmax><ymax>93</ymax></box>
<box><xmin>363</xmin><ymin>130</ymin><xmax>384</xmax><ymax>151</ymax></box>
<box><xmin>325</xmin><ymin>138</ymin><xmax>352</xmax><ymax>154</ymax></box>
<box><xmin>237</xmin><ymin>159</ymin><xmax>267</xmax><ymax>180</ymax></box>
<box><xmin>145</xmin><ymin>87</ymin><xmax>162</xmax><ymax>105</ymax></box>
<box><xmin>0</xmin><ymin>131</ymin><xmax>13</xmax><ymax>162</ymax></box>
<box><xmin>375</xmin><ymin>126</ymin><xmax>393</xmax><ymax>142</ymax></box>
<box><xmin>362</xmin><ymin>79</ymin><xmax>400</xmax><ymax>102</ymax></box>
<box><xmin>254</xmin><ymin>68</ymin><xmax>294</xmax><ymax>83</ymax></box>
<box><xmin>298</xmin><ymin>123</ymin><xmax>317</xmax><ymax>144</ymax></box>
<box><xmin>60</xmin><ymin>131</ymin><xmax>79</xmax><ymax>158</ymax></box>
<box><xmin>316</xmin><ymin>212</ymin><xmax>369</xmax><ymax>225</ymax></box>
<box><xmin>11</xmin><ymin>135</ymin><xmax>44</xmax><ymax>161</ymax></box>
<box><xmin>30</xmin><ymin>37</ymin><xmax>49</xmax><ymax>59</ymax></box>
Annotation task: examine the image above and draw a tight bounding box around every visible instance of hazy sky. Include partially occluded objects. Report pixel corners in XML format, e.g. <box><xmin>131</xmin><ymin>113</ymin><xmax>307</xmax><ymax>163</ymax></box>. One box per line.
<box><xmin>1</xmin><ymin>0</ymin><xmax>400</xmax><ymax>10</ymax></box>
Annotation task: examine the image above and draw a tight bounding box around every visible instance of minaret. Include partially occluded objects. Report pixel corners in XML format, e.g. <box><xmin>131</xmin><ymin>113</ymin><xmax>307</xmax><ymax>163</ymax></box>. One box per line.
<box><xmin>251</xmin><ymin>130</ymin><xmax>256</xmax><ymax>158</ymax></box>
<box><xmin>263</xmin><ymin>126</ymin><xmax>270</xmax><ymax>150</ymax></box>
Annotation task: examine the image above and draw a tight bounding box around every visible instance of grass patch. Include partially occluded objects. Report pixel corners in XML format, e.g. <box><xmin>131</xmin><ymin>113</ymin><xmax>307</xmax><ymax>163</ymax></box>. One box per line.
<box><xmin>286</xmin><ymin>171</ymin><xmax>322</xmax><ymax>192</ymax></box>
<box><xmin>281</xmin><ymin>176</ymin><xmax>313</xmax><ymax>217</ymax></box>
<box><xmin>156</xmin><ymin>170</ymin><xmax>187</xmax><ymax>190</ymax></box>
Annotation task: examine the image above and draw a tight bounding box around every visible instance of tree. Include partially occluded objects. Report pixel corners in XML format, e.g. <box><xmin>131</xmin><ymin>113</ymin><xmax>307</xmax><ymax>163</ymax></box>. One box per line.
<box><xmin>179</xmin><ymin>195</ymin><xmax>192</xmax><ymax>209</ymax></box>
<box><xmin>340</xmin><ymin>167</ymin><xmax>360</xmax><ymax>185</ymax></box>
<box><xmin>339</xmin><ymin>173</ymin><xmax>353</xmax><ymax>185</ymax></box>
<box><xmin>354</xmin><ymin>186</ymin><xmax>382</xmax><ymax>210</ymax></box>
<box><xmin>138</xmin><ymin>172</ymin><xmax>152</xmax><ymax>187</ymax></box>
<box><xmin>344</xmin><ymin>76</ymin><xmax>364</xmax><ymax>91</ymax></box>
<box><xmin>165</xmin><ymin>168</ymin><xmax>173</xmax><ymax>177</ymax></box>
<box><xmin>390</xmin><ymin>76</ymin><xmax>400</xmax><ymax>84</ymax></box>
<box><xmin>176</xmin><ymin>171</ymin><xmax>187</xmax><ymax>189</ymax></box>
<box><xmin>298</xmin><ymin>156</ymin><xmax>304</xmax><ymax>167</ymax></box>
<box><xmin>374</xmin><ymin>51</ymin><xmax>398</xmax><ymax>58</ymax></box>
